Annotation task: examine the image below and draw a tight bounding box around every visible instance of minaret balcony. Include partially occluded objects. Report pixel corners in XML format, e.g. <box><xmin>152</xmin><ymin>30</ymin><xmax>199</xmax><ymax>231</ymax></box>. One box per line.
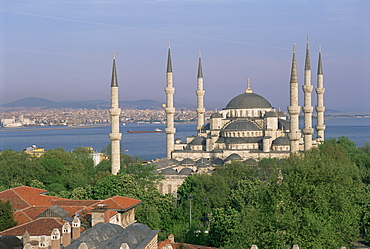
<box><xmin>109</xmin><ymin>108</ymin><xmax>121</xmax><ymax>116</ymax></box>
<box><xmin>287</xmin><ymin>106</ymin><xmax>300</xmax><ymax>115</ymax></box>
<box><xmin>289</xmin><ymin>131</ymin><xmax>301</xmax><ymax>141</ymax></box>
<box><xmin>165</xmin><ymin>107</ymin><xmax>175</xmax><ymax>114</ymax></box>
<box><xmin>165</xmin><ymin>87</ymin><xmax>175</xmax><ymax>94</ymax></box>
<box><xmin>196</xmin><ymin>107</ymin><xmax>205</xmax><ymax>114</ymax></box>
<box><xmin>315</xmin><ymin>88</ymin><xmax>325</xmax><ymax>94</ymax></box>
<box><xmin>109</xmin><ymin>133</ymin><xmax>122</xmax><ymax>140</ymax></box>
<box><xmin>302</xmin><ymin>128</ymin><xmax>314</xmax><ymax>135</ymax></box>
<box><xmin>315</xmin><ymin>124</ymin><xmax>326</xmax><ymax>131</ymax></box>
<box><xmin>302</xmin><ymin>106</ymin><xmax>313</xmax><ymax>113</ymax></box>
<box><xmin>196</xmin><ymin>90</ymin><xmax>205</xmax><ymax>96</ymax></box>
<box><xmin>165</xmin><ymin>127</ymin><xmax>176</xmax><ymax>134</ymax></box>
<box><xmin>302</xmin><ymin>85</ymin><xmax>313</xmax><ymax>93</ymax></box>
<box><xmin>315</xmin><ymin>106</ymin><xmax>325</xmax><ymax>112</ymax></box>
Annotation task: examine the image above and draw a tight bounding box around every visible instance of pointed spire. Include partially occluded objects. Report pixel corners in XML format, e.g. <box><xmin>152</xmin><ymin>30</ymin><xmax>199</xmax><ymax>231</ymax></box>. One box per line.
<box><xmin>197</xmin><ymin>50</ymin><xmax>203</xmax><ymax>78</ymax></box>
<box><xmin>305</xmin><ymin>36</ymin><xmax>311</xmax><ymax>70</ymax></box>
<box><xmin>317</xmin><ymin>45</ymin><xmax>323</xmax><ymax>75</ymax></box>
<box><xmin>245</xmin><ymin>77</ymin><xmax>252</xmax><ymax>93</ymax></box>
<box><xmin>290</xmin><ymin>43</ymin><xmax>298</xmax><ymax>84</ymax></box>
<box><xmin>167</xmin><ymin>41</ymin><xmax>172</xmax><ymax>73</ymax></box>
<box><xmin>111</xmin><ymin>51</ymin><xmax>118</xmax><ymax>87</ymax></box>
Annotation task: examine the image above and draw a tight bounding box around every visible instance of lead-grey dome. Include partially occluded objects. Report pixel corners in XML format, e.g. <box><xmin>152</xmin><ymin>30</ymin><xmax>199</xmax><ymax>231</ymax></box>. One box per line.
<box><xmin>272</xmin><ymin>136</ymin><xmax>290</xmax><ymax>146</ymax></box>
<box><xmin>224</xmin><ymin>120</ymin><xmax>261</xmax><ymax>131</ymax></box>
<box><xmin>224</xmin><ymin>92</ymin><xmax>272</xmax><ymax>109</ymax></box>
<box><xmin>178</xmin><ymin>168</ymin><xmax>194</xmax><ymax>175</ymax></box>
<box><xmin>160</xmin><ymin>168</ymin><xmax>177</xmax><ymax>175</ymax></box>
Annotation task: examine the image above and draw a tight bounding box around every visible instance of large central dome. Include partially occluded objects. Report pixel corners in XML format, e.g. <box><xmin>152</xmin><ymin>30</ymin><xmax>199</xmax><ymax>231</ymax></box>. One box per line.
<box><xmin>224</xmin><ymin>92</ymin><xmax>272</xmax><ymax>109</ymax></box>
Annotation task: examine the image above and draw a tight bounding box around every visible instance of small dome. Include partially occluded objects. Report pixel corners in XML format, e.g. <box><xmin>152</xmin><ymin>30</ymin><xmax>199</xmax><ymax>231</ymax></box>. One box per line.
<box><xmin>211</xmin><ymin>158</ymin><xmax>224</xmax><ymax>165</ymax></box>
<box><xmin>225</xmin><ymin>153</ymin><xmax>242</xmax><ymax>161</ymax></box>
<box><xmin>211</xmin><ymin>112</ymin><xmax>222</xmax><ymax>118</ymax></box>
<box><xmin>197</xmin><ymin>163</ymin><xmax>208</xmax><ymax>168</ymax></box>
<box><xmin>0</xmin><ymin>235</ymin><xmax>23</xmax><ymax>249</ymax></box>
<box><xmin>196</xmin><ymin>158</ymin><xmax>210</xmax><ymax>165</ymax></box>
<box><xmin>178</xmin><ymin>168</ymin><xmax>194</xmax><ymax>175</ymax></box>
<box><xmin>160</xmin><ymin>168</ymin><xmax>177</xmax><ymax>175</ymax></box>
<box><xmin>189</xmin><ymin>136</ymin><xmax>206</xmax><ymax>145</ymax></box>
<box><xmin>224</xmin><ymin>92</ymin><xmax>272</xmax><ymax>110</ymax></box>
<box><xmin>181</xmin><ymin>158</ymin><xmax>194</xmax><ymax>166</ymax></box>
<box><xmin>264</xmin><ymin>111</ymin><xmax>278</xmax><ymax>117</ymax></box>
<box><xmin>168</xmin><ymin>158</ymin><xmax>179</xmax><ymax>165</ymax></box>
<box><xmin>224</xmin><ymin>120</ymin><xmax>261</xmax><ymax>131</ymax></box>
<box><xmin>272</xmin><ymin>136</ymin><xmax>290</xmax><ymax>146</ymax></box>
<box><xmin>277</xmin><ymin>110</ymin><xmax>286</xmax><ymax>117</ymax></box>
<box><xmin>244</xmin><ymin>158</ymin><xmax>258</xmax><ymax>165</ymax></box>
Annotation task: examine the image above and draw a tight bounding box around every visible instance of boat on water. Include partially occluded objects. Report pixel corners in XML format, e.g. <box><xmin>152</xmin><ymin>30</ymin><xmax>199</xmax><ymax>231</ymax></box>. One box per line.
<box><xmin>127</xmin><ymin>128</ymin><xmax>163</xmax><ymax>134</ymax></box>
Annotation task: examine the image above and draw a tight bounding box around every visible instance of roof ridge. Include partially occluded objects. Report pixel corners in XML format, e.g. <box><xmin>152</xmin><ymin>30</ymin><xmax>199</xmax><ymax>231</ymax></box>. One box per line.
<box><xmin>12</xmin><ymin>188</ymin><xmax>32</xmax><ymax>208</ymax></box>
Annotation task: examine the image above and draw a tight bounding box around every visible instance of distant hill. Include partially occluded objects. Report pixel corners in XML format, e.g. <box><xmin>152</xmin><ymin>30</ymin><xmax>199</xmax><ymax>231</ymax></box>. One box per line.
<box><xmin>1</xmin><ymin>97</ymin><xmax>194</xmax><ymax>110</ymax></box>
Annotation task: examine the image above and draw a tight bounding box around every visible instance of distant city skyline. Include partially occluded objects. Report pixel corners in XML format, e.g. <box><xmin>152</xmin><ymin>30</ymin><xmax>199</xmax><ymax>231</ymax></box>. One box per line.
<box><xmin>1</xmin><ymin>0</ymin><xmax>369</xmax><ymax>113</ymax></box>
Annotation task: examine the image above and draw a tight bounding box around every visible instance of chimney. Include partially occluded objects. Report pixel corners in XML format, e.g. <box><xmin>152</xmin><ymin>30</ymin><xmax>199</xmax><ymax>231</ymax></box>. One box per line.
<box><xmin>39</xmin><ymin>235</ymin><xmax>48</xmax><ymax>249</ymax></box>
<box><xmin>51</xmin><ymin>228</ymin><xmax>61</xmax><ymax>249</ymax></box>
<box><xmin>72</xmin><ymin>216</ymin><xmax>81</xmax><ymax>240</ymax></box>
<box><xmin>168</xmin><ymin>234</ymin><xmax>175</xmax><ymax>243</ymax></box>
<box><xmin>62</xmin><ymin>222</ymin><xmax>71</xmax><ymax>246</ymax></box>
<box><xmin>22</xmin><ymin>230</ymin><xmax>30</xmax><ymax>245</ymax></box>
<box><xmin>78</xmin><ymin>243</ymin><xmax>88</xmax><ymax>249</ymax></box>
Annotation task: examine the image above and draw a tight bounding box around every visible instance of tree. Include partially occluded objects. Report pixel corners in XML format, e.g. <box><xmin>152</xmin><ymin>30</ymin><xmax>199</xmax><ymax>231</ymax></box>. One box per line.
<box><xmin>208</xmin><ymin>141</ymin><xmax>365</xmax><ymax>248</ymax></box>
<box><xmin>0</xmin><ymin>150</ymin><xmax>43</xmax><ymax>188</ymax></box>
<box><xmin>0</xmin><ymin>200</ymin><xmax>17</xmax><ymax>232</ymax></box>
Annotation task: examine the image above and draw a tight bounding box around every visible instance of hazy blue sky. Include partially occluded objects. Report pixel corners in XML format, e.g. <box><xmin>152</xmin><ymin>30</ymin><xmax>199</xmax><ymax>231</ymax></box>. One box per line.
<box><xmin>0</xmin><ymin>0</ymin><xmax>369</xmax><ymax>113</ymax></box>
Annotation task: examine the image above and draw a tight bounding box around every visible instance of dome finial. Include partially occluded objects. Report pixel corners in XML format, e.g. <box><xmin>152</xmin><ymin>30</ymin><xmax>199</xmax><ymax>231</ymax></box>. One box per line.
<box><xmin>245</xmin><ymin>77</ymin><xmax>253</xmax><ymax>93</ymax></box>
<box><xmin>113</xmin><ymin>50</ymin><xmax>116</xmax><ymax>59</ymax></box>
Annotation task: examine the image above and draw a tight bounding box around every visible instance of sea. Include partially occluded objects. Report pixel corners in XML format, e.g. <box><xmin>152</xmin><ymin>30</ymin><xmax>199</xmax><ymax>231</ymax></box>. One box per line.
<box><xmin>0</xmin><ymin>117</ymin><xmax>369</xmax><ymax>161</ymax></box>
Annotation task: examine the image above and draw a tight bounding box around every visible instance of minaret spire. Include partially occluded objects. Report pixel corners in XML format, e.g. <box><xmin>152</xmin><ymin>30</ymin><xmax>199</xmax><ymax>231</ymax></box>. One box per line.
<box><xmin>315</xmin><ymin>46</ymin><xmax>325</xmax><ymax>141</ymax></box>
<box><xmin>196</xmin><ymin>51</ymin><xmax>205</xmax><ymax>133</ymax></box>
<box><xmin>288</xmin><ymin>43</ymin><xmax>301</xmax><ymax>153</ymax></box>
<box><xmin>109</xmin><ymin>52</ymin><xmax>122</xmax><ymax>175</ymax></box>
<box><xmin>302</xmin><ymin>37</ymin><xmax>314</xmax><ymax>151</ymax></box>
<box><xmin>164</xmin><ymin>44</ymin><xmax>176</xmax><ymax>159</ymax></box>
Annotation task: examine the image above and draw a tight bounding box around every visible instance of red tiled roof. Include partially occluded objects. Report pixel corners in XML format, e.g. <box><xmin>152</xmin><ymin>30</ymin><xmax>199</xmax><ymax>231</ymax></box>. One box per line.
<box><xmin>0</xmin><ymin>186</ymin><xmax>67</xmax><ymax>210</ymax></box>
<box><xmin>158</xmin><ymin>239</ymin><xmax>218</xmax><ymax>249</ymax></box>
<box><xmin>97</xmin><ymin>196</ymin><xmax>142</xmax><ymax>210</ymax></box>
<box><xmin>0</xmin><ymin>217</ymin><xmax>64</xmax><ymax>236</ymax></box>
<box><xmin>0</xmin><ymin>186</ymin><xmax>142</xmax><ymax>231</ymax></box>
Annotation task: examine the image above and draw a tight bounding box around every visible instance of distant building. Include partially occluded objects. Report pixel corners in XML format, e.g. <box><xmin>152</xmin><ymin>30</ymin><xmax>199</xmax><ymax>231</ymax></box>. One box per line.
<box><xmin>23</xmin><ymin>145</ymin><xmax>46</xmax><ymax>157</ymax></box>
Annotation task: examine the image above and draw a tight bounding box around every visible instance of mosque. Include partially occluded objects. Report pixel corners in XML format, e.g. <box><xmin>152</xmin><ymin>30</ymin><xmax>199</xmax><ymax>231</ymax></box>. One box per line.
<box><xmin>107</xmin><ymin>39</ymin><xmax>326</xmax><ymax>194</ymax></box>
<box><xmin>155</xmin><ymin>39</ymin><xmax>326</xmax><ymax>195</ymax></box>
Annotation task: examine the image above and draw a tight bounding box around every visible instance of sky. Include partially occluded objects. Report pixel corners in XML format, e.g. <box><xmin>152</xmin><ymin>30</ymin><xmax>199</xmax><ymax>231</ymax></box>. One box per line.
<box><xmin>0</xmin><ymin>0</ymin><xmax>369</xmax><ymax>114</ymax></box>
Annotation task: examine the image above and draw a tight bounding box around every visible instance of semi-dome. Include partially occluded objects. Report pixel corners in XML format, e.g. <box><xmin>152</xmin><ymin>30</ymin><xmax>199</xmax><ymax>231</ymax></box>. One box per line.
<box><xmin>224</xmin><ymin>120</ymin><xmax>261</xmax><ymax>131</ymax></box>
<box><xmin>272</xmin><ymin>136</ymin><xmax>290</xmax><ymax>146</ymax></box>
<box><xmin>224</xmin><ymin>92</ymin><xmax>272</xmax><ymax>109</ymax></box>
<box><xmin>225</xmin><ymin>153</ymin><xmax>242</xmax><ymax>161</ymax></box>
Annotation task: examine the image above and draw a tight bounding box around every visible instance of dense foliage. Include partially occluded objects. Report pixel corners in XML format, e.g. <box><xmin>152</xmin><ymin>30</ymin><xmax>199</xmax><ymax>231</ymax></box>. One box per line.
<box><xmin>0</xmin><ymin>138</ymin><xmax>369</xmax><ymax>248</ymax></box>
<box><xmin>0</xmin><ymin>200</ymin><xmax>17</xmax><ymax>232</ymax></box>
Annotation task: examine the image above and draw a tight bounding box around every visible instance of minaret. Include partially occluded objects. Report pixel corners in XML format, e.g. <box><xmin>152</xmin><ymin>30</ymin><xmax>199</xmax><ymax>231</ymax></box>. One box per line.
<box><xmin>164</xmin><ymin>43</ymin><xmax>176</xmax><ymax>159</ymax></box>
<box><xmin>315</xmin><ymin>46</ymin><xmax>325</xmax><ymax>141</ymax></box>
<box><xmin>288</xmin><ymin>44</ymin><xmax>301</xmax><ymax>153</ymax></box>
<box><xmin>302</xmin><ymin>37</ymin><xmax>314</xmax><ymax>151</ymax></box>
<box><xmin>196</xmin><ymin>51</ymin><xmax>205</xmax><ymax>133</ymax></box>
<box><xmin>109</xmin><ymin>52</ymin><xmax>122</xmax><ymax>175</ymax></box>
